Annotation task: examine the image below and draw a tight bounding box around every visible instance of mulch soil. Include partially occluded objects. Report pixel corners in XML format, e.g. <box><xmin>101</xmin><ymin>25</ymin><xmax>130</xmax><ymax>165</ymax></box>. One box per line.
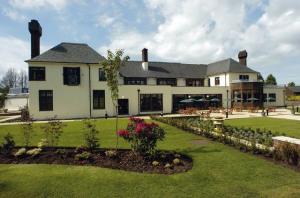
<box><xmin>0</xmin><ymin>147</ymin><xmax>193</xmax><ymax>175</ymax></box>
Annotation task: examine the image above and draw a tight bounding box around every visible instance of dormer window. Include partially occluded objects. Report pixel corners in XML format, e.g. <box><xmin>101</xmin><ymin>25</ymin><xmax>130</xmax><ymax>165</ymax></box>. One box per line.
<box><xmin>186</xmin><ymin>78</ymin><xmax>204</xmax><ymax>87</ymax></box>
<box><xmin>239</xmin><ymin>75</ymin><xmax>249</xmax><ymax>81</ymax></box>
<box><xmin>63</xmin><ymin>67</ymin><xmax>80</xmax><ymax>86</ymax></box>
<box><xmin>157</xmin><ymin>78</ymin><xmax>177</xmax><ymax>86</ymax></box>
<box><xmin>124</xmin><ymin>77</ymin><xmax>147</xmax><ymax>85</ymax></box>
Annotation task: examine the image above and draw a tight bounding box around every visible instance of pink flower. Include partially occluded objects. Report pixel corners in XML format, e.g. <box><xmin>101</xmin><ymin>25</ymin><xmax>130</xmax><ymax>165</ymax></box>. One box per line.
<box><xmin>117</xmin><ymin>130</ymin><xmax>130</xmax><ymax>137</ymax></box>
<box><xmin>135</xmin><ymin>123</ymin><xmax>144</xmax><ymax>134</ymax></box>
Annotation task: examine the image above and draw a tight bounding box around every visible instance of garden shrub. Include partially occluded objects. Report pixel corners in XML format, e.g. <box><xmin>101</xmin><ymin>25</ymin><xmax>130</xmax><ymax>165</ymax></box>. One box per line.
<box><xmin>1</xmin><ymin>133</ymin><xmax>15</xmax><ymax>155</ymax></box>
<box><xmin>82</xmin><ymin>119</ymin><xmax>100</xmax><ymax>152</ymax></box>
<box><xmin>75</xmin><ymin>151</ymin><xmax>91</xmax><ymax>161</ymax></box>
<box><xmin>26</xmin><ymin>148</ymin><xmax>42</xmax><ymax>156</ymax></box>
<box><xmin>105</xmin><ymin>150</ymin><xmax>117</xmax><ymax>158</ymax></box>
<box><xmin>20</xmin><ymin>119</ymin><xmax>34</xmax><ymax>147</ymax></box>
<box><xmin>41</xmin><ymin>118</ymin><xmax>66</xmax><ymax>147</ymax></box>
<box><xmin>14</xmin><ymin>148</ymin><xmax>26</xmax><ymax>157</ymax></box>
<box><xmin>118</xmin><ymin>117</ymin><xmax>165</xmax><ymax>156</ymax></box>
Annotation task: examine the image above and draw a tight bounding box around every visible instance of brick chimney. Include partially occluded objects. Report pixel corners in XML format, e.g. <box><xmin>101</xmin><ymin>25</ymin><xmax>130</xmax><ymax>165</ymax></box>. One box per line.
<box><xmin>28</xmin><ymin>19</ymin><xmax>42</xmax><ymax>58</ymax></box>
<box><xmin>238</xmin><ymin>50</ymin><xmax>247</xmax><ymax>66</ymax></box>
<box><xmin>142</xmin><ymin>48</ymin><xmax>148</xmax><ymax>71</ymax></box>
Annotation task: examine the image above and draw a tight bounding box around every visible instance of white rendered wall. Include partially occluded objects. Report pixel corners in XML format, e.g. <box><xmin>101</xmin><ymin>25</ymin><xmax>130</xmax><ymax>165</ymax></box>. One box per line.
<box><xmin>5</xmin><ymin>97</ymin><xmax>28</xmax><ymax>111</ymax></box>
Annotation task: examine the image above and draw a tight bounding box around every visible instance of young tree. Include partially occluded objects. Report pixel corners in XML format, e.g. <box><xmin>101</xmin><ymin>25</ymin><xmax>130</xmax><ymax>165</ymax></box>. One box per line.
<box><xmin>265</xmin><ymin>74</ymin><xmax>277</xmax><ymax>85</ymax></box>
<box><xmin>288</xmin><ymin>82</ymin><xmax>296</xmax><ymax>87</ymax></box>
<box><xmin>83</xmin><ymin>119</ymin><xmax>100</xmax><ymax>152</ymax></box>
<box><xmin>100</xmin><ymin>49</ymin><xmax>129</xmax><ymax>148</ymax></box>
<box><xmin>20</xmin><ymin>119</ymin><xmax>34</xmax><ymax>147</ymax></box>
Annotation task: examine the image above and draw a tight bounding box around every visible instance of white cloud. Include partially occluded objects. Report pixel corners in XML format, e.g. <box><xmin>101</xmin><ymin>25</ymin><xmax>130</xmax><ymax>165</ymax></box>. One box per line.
<box><xmin>2</xmin><ymin>8</ymin><xmax>27</xmax><ymax>22</ymax></box>
<box><xmin>0</xmin><ymin>36</ymin><xmax>50</xmax><ymax>78</ymax></box>
<box><xmin>95</xmin><ymin>14</ymin><xmax>116</xmax><ymax>28</ymax></box>
<box><xmin>0</xmin><ymin>36</ymin><xmax>29</xmax><ymax>77</ymax></box>
<box><xmin>99</xmin><ymin>0</ymin><xmax>300</xmax><ymax>83</ymax></box>
<box><xmin>8</xmin><ymin>0</ymin><xmax>70</xmax><ymax>10</ymax></box>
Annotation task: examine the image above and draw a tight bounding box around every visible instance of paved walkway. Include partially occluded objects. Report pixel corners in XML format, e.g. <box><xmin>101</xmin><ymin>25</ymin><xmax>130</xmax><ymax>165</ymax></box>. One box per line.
<box><xmin>0</xmin><ymin>115</ymin><xmax>21</xmax><ymax>123</ymax></box>
<box><xmin>0</xmin><ymin>108</ymin><xmax>299</xmax><ymax>126</ymax></box>
<box><xmin>163</xmin><ymin>108</ymin><xmax>300</xmax><ymax>121</ymax></box>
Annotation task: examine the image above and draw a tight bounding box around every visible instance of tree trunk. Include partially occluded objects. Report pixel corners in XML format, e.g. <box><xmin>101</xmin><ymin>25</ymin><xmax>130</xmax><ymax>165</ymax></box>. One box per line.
<box><xmin>115</xmin><ymin>104</ymin><xmax>119</xmax><ymax>149</ymax></box>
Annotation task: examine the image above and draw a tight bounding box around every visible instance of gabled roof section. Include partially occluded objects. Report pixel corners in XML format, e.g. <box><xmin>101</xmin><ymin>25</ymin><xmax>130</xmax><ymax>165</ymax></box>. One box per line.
<box><xmin>26</xmin><ymin>42</ymin><xmax>105</xmax><ymax>64</ymax></box>
<box><xmin>207</xmin><ymin>58</ymin><xmax>258</xmax><ymax>76</ymax></box>
<box><xmin>119</xmin><ymin>61</ymin><xmax>207</xmax><ymax>78</ymax></box>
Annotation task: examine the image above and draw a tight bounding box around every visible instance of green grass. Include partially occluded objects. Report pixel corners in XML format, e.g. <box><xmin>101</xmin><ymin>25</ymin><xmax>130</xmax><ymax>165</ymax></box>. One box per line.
<box><xmin>225</xmin><ymin>117</ymin><xmax>300</xmax><ymax>138</ymax></box>
<box><xmin>0</xmin><ymin>118</ymin><xmax>300</xmax><ymax>197</ymax></box>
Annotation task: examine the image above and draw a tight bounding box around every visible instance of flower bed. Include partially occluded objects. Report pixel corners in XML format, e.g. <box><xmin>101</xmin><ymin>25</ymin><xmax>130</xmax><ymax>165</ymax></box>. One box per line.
<box><xmin>151</xmin><ymin>115</ymin><xmax>300</xmax><ymax>170</ymax></box>
<box><xmin>0</xmin><ymin>147</ymin><xmax>192</xmax><ymax>174</ymax></box>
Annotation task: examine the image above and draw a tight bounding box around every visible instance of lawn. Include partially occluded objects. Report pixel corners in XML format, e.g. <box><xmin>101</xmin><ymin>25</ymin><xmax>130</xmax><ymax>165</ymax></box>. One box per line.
<box><xmin>0</xmin><ymin>118</ymin><xmax>300</xmax><ymax>197</ymax></box>
<box><xmin>225</xmin><ymin>117</ymin><xmax>300</xmax><ymax>138</ymax></box>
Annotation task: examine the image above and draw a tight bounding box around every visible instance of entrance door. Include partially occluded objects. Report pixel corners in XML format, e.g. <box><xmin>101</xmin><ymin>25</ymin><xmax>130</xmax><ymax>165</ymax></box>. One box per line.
<box><xmin>118</xmin><ymin>99</ymin><xmax>129</xmax><ymax>115</ymax></box>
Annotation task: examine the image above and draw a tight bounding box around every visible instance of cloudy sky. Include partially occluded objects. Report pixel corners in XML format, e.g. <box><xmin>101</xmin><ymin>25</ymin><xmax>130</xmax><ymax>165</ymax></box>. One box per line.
<box><xmin>0</xmin><ymin>0</ymin><xmax>299</xmax><ymax>84</ymax></box>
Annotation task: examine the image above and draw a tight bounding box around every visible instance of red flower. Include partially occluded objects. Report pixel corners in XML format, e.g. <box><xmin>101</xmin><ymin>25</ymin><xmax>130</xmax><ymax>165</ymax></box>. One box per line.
<box><xmin>135</xmin><ymin>123</ymin><xmax>144</xmax><ymax>134</ymax></box>
<box><xmin>117</xmin><ymin>130</ymin><xmax>130</xmax><ymax>137</ymax></box>
<box><xmin>129</xmin><ymin>117</ymin><xmax>144</xmax><ymax>123</ymax></box>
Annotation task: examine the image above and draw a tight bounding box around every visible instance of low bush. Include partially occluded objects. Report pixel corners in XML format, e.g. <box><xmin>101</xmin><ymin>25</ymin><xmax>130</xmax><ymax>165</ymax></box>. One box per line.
<box><xmin>82</xmin><ymin>119</ymin><xmax>100</xmax><ymax>152</ymax></box>
<box><xmin>105</xmin><ymin>150</ymin><xmax>117</xmax><ymax>158</ymax></box>
<box><xmin>14</xmin><ymin>148</ymin><xmax>26</xmax><ymax>157</ymax></box>
<box><xmin>75</xmin><ymin>151</ymin><xmax>91</xmax><ymax>161</ymax></box>
<box><xmin>26</xmin><ymin>148</ymin><xmax>42</xmax><ymax>156</ymax></box>
<box><xmin>118</xmin><ymin>117</ymin><xmax>165</xmax><ymax>156</ymax></box>
<box><xmin>1</xmin><ymin>133</ymin><xmax>15</xmax><ymax>155</ymax></box>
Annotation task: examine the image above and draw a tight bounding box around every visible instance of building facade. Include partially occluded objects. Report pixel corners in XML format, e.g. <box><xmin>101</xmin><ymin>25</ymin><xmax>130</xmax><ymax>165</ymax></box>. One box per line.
<box><xmin>26</xmin><ymin>20</ymin><xmax>285</xmax><ymax>120</ymax></box>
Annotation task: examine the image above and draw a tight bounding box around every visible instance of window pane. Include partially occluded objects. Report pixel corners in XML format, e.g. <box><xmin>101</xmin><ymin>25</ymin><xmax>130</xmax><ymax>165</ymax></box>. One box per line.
<box><xmin>63</xmin><ymin>67</ymin><xmax>80</xmax><ymax>85</ymax></box>
<box><xmin>140</xmin><ymin>94</ymin><xmax>163</xmax><ymax>112</ymax></box>
<box><xmin>29</xmin><ymin>67</ymin><xmax>45</xmax><ymax>81</ymax></box>
<box><xmin>39</xmin><ymin>90</ymin><xmax>53</xmax><ymax>111</ymax></box>
<box><xmin>93</xmin><ymin>90</ymin><xmax>105</xmax><ymax>109</ymax></box>
<box><xmin>99</xmin><ymin>68</ymin><xmax>106</xmax><ymax>81</ymax></box>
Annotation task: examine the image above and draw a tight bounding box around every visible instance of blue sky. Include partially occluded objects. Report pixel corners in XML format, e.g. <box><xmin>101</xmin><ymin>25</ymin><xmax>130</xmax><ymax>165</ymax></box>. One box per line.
<box><xmin>0</xmin><ymin>0</ymin><xmax>299</xmax><ymax>84</ymax></box>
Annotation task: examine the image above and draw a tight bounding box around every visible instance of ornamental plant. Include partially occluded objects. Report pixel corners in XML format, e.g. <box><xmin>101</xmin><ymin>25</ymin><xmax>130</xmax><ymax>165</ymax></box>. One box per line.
<box><xmin>117</xmin><ymin>117</ymin><xmax>165</xmax><ymax>156</ymax></box>
<box><xmin>82</xmin><ymin>119</ymin><xmax>100</xmax><ymax>152</ymax></box>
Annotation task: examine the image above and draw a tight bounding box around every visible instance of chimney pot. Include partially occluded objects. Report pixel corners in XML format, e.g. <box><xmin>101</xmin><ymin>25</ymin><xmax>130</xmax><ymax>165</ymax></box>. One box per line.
<box><xmin>28</xmin><ymin>19</ymin><xmax>42</xmax><ymax>58</ymax></box>
<box><xmin>142</xmin><ymin>48</ymin><xmax>148</xmax><ymax>71</ymax></box>
<box><xmin>238</xmin><ymin>50</ymin><xmax>247</xmax><ymax>66</ymax></box>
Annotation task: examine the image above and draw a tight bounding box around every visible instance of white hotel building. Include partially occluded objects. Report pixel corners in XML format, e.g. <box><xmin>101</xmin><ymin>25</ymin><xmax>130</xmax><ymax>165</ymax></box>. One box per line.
<box><xmin>26</xmin><ymin>20</ymin><xmax>285</xmax><ymax>120</ymax></box>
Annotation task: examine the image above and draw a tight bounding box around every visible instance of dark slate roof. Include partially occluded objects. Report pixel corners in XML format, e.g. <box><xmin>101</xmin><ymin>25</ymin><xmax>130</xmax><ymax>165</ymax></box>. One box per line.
<box><xmin>119</xmin><ymin>61</ymin><xmax>207</xmax><ymax>78</ymax></box>
<box><xmin>207</xmin><ymin>58</ymin><xmax>258</xmax><ymax>75</ymax></box>
<box><xmin>26</xmin><ymin>42</ymin><xmax>105</xmax><ymax>64</ymax></box>
<box><xmin>288</xmin><ymin>86</ymin><xmax>300</xmax><ymax>93</ymax></box>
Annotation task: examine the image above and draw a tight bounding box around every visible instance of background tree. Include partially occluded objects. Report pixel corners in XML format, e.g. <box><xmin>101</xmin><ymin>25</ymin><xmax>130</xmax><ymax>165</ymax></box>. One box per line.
<box><xmin>0</xmin><ymin>68</ymin><xmax>18</xmax><ymax>89</ymax></box>
<box><xmin>18</xmin><ymin>70</ymin><xmax>28</xmax><ymax>88</ymax></box>
<box><xmin>288</xmin><ymin>82</ymin><xmax>296</xmax><ymax>87</ymax></box>
<box><xmin>265</xmin><ymin>74</ymin><xmax>277</xmax><ymax>85</ymax></box>
<box><xmin>100</xmin><ymin>49</ymin><xmax>129</xmax><ymax>148</ymax></box>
